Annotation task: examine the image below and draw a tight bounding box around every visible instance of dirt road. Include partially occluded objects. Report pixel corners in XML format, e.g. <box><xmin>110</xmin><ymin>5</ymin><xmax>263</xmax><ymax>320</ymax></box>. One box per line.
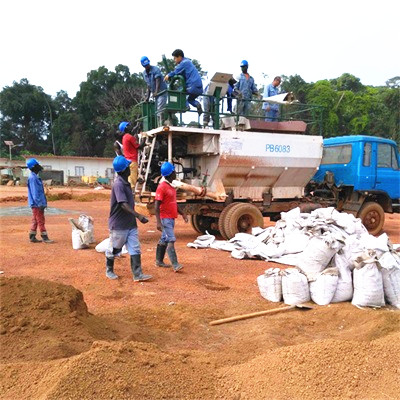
<box><xmin>1</xmin><ymin>188</ymin><xmax>399</xmax><ymax>399</ymax></box>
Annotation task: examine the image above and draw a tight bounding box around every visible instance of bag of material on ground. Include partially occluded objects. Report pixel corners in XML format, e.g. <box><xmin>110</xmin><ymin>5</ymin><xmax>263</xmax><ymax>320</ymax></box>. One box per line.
<box><xmin>352</xmin><ymin>254</ymin><xmax>385</xmax><ymax>307</ymax></box>
<box><xmin>282</xmin><ymin>268</ymin><xmax>310</xmax><ymax>305</ymax></box>
<box><xmin>68</xmin><ymin>218</ymin><xmax>91</xmax><ymax>250</ymax></box>
<box><xmin>297</xmin><ymin>235</ymin><xmax>341</xmax><ymax>281</ymax></box>
<box><xmin>257</xmin><ymin>268</ymin><xmax>282</xmax><ymax>302</ymax></box>
<box><xmin>379</xmin><ymin>251</ymin><xmax>400</xmax><ymax>309</ymax></box>
<box><xmin>95</xmin><ymin>238</ymin><xmax>128</xmax><ymax>255</ymax></box>
<box><xmin>309</xmin><ymin>267</ymin><xmax>339</xmax><ymax>305</ymax></box>
<box><xmin>78</xmin><ymin>214</ymin><xmax>95</xmax><ymax>243</ymax></box>
<box><xmin>331</xmin><ymin>251</ymin><xmax>354</xmax><ymax>303</ymax></box>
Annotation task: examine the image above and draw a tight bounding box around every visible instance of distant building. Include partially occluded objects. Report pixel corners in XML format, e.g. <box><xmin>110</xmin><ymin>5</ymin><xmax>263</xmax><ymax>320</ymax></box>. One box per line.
<box><xmin>22</xmin><ymin>155</ymin><xmax>114</xmax><ymax>185</ymax></box>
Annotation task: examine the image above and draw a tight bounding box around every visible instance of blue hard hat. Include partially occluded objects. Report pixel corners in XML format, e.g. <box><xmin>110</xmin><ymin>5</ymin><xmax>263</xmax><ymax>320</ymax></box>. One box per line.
<box><xmin>240</xmin><ymin>60</ymin><xmax>249</xmax><ymax>67</ymax></box>
<box><xmin>160</xmin><ymin>162</ymin><xmax>175</xmax><ymax>177</ymax></box>
<box><xmin>113</xmin><ymin>156</ymin><xmax>131</xmax><ymax>173</ymax></box>
<box><xmin>118</xmin><ymin>121</ymin><xmax>130</xmax><ymax>132</ymax></box>
<box><xmin>26</xmin><ymin>158</ymin><xmax>39</xmax><ymax>169</ymax></box>
<box><xmin>140</xmin><ymin>56</ymin><xmax>150</xmax><ymax>67</ymax></box>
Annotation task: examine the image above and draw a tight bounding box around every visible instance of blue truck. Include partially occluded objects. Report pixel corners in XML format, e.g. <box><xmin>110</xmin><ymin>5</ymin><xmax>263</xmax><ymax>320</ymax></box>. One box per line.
<box><xmin>311</xmin><ymin>135</ymin><xmax>400</xmax><ymax>235</ymax></box>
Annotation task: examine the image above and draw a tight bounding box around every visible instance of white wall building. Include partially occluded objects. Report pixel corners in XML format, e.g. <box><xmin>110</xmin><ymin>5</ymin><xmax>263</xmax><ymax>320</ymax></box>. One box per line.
<box><xmin>23</xmin><ymin>155</ymin><xmax>114</xmax><ymax>184</ymax></box>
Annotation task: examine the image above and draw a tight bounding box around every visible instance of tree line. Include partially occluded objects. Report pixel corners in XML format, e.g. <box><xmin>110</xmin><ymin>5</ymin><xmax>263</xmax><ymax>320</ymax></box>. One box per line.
<box><xmin>0</xmin><ymin>60</ymin><xmax>398</xmax><ymax>159</ymax></box>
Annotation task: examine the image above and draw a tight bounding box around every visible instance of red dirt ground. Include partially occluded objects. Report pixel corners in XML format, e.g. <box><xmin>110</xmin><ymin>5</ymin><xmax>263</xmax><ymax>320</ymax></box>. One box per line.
<box><xmin>0</xmin><ymin>187</ymin><xmax>399</xmax><ymax>399</ymax></box>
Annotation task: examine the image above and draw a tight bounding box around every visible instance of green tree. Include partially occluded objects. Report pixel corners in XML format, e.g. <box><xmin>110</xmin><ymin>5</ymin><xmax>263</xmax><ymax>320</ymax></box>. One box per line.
<box><xmin>0</xmin><ymin>79</ymin><xmax>54</xmax><ymax>155</ymax></box>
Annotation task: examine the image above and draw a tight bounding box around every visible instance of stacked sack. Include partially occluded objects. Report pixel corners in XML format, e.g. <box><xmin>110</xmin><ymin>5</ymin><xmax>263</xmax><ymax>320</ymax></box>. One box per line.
<box><xmin>257</xmin><ymin>234</ymin><xmax>400</xmax><ymax>308</ymax></box>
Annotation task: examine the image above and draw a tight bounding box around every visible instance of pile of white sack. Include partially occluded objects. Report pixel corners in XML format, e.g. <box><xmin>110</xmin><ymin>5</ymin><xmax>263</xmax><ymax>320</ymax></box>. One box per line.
<box><xmin>187</xmin><ymin>207</ymin><xmax>400</xmax><ymax>308</ymax></box>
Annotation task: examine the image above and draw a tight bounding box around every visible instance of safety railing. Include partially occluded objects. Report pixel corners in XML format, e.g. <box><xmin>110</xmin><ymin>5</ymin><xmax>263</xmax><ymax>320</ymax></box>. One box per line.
<box><xmin>137</xmin><ymin>89</ymin><xmax>324</xmax><ymax>135</ymax></box>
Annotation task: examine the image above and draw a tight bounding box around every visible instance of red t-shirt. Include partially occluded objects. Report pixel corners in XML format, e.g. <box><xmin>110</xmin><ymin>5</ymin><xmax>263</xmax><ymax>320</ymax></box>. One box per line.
<box><xmin>155</xmin><ymin>181</ymin><xmax>178</xmax><ymax>219</ymax></box>
<box><xmin>122</xmin><ymin>134</ymin><xmax>140</xmax><ymax>162</ymax></box>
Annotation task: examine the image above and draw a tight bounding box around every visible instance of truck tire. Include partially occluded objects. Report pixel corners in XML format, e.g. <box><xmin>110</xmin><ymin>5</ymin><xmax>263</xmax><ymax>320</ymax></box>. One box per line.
<box><xmin>190</xmin><ymin>215</ymin><xmax>202</xmax><ymax>233</ymax></box>
<box><xmin>357</xmin><ymin>202</ymin><xmax>385</xmax><ymax>236</ymax></box>
<box><xmin>218</xmin><ymin>203</ymin><xmax>239</xmax><ymax>240</ymax></box>
<box><xmin>223</xmin><ymin>203</ymin><xmax>264</xmax><ymax>239</ymax></box>
<box><xmin>191</xmin><ymin>215</ymin><xmax>219</xmax><ymax>236</ymax></box>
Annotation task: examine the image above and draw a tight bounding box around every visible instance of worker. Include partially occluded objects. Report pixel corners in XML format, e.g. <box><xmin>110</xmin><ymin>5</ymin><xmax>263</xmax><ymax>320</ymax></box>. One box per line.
<box><xmin>140</xmin><ymin>56</ymin><xmax>168</xmax><ymax>114</ymax></box>
<box><xmin>155</xmin><ymin>162</ymin><xmax>188</xmax><ymax>271</ymax></box>
<box><xmin>202</xmin><ymin>83</ymin><xmax>215</xmax><ymax>128</ymax></box>
<box><xmin>234</xmin><ymin>60</ymin><xmax>258</xmax><ymax>116</ymax></box>
<box><xmin>117</xmin><ymin>121</ymin><xmax>146</xmax><ymax>191</ymax></box>
<box><xmin>164</xmin><ymin>49</ymin><xmax>203</xmax><ymax>115</ymax></box>
<box><xmin>26</xmin><ymin>158</ymin><xmax>53</xmax><ymax>243</ymax></box>
<box><xmin>263</xmin><ymin>76</ymin><xmax>282</xmax><ymax>121</ymax></box>
<box><xmin>226</xmin><ymin>77</ymin><xmax>237</xmax><ymax>114</ymax></box>
<box><xmin>105</xmin><ymin>155</ymin><xmax>152</xmax><ymax>282</ymax></box>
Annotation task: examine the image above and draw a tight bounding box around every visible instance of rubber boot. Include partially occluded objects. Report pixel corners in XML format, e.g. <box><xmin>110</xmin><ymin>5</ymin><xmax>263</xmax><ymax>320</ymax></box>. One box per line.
<box><xmin>155</xmin><ymin>244</ymin><xmax>171</xmax><ymax>268</ymax></box>
<box><xmin>131</xmin><ymin>255</ymin><xmax>152</xmax><ymax>282</ymax></box>
<box><xmin>29</xmin><ymin>231</ymin><xmax>42</xmax><ymax>243</ymax></box>
<box><xmin>196</xmin><ymin>102</ymin><xmax>203</xmax><ymax>115</ymax></box>
<box><xmin>106</xmin><ymin>257</ymin><xmax>118</xmax><ymax>280</ymax></box>
<box><xmin>166</xmin><ymin>246</ymin><xmax>183</xmax><ymax>272</ymax></box>
<box><xmin>41</xmin><ymin>232</ymin><xmax>54</xmax><ymax>243</ymax></box>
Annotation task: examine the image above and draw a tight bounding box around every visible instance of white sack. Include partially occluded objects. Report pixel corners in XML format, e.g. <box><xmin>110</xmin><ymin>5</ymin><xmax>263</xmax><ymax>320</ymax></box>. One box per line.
<box><xmin>72</xmin><ymin>229</ymin><xmax>87</xmax><ymax>250</ymax></box>
<box><xmin>331</xmin><ymin>251</ymin><xmax>353</xmax><ymax>303</ymax></box>
<box><xmin>310</xmin><ymin>267</ymin><xmax>339</xmax><ymax>305</ymax></box>
<box><xmin>95</xmin><ymin>238</ymin><xmax>128</xmax><ymax>255</ymax></box>
<box><xmin>78</xmin><ymin>214</ymin><xmax>95</xmax><ymax>243</ymax></box>
<box><xmin>379</xmin><ymin>252</ymin><xmax>400</xmax><ymax>308</ymax></box>
<box><xmin>352</xmin><ymin>260</ymin><xmax>385</xmax><ymax>307</ymax></box>
<box><xmin>257</xmin><ymin>268</ymin><xmax>282</xmax><ymax>302</ymax></box>
<box><xmin>297</xmin><ymin>236</ymin><xmax>340</xmax><ymax>281</ymax></box>
<box><xmin>282</xmin><ymin>268</ymin><xmax>310</xmax><ymax>305</ymax></box>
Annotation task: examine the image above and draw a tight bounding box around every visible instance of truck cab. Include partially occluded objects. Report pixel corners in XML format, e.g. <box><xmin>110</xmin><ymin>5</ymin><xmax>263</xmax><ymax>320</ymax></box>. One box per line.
<box><xmin>312</xmin><ymin>135</ymin><xmax>400</xmax><ymax>234</ymax></box>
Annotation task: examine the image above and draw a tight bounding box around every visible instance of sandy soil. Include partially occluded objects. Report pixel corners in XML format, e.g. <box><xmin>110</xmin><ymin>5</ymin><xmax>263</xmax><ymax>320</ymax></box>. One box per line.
<box><xmin>0</xmin><ymin>186</ymin><xmax>399</xmax><ymax>399</ymax></box>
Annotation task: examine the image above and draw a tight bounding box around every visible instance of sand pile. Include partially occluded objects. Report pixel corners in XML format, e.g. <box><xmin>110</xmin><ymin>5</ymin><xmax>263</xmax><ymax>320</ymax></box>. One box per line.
<box><xmin>0</xmin><ymin>277</ymin><xmax>115</xmax><ymax>362</ymax></box>
<box><xmin>1</xmin><ymin>341</ymin><xmax>216</xmax><ymax>400</ymax></box>
<box><xmin>218</xmin><ymin>333</ymin><xmax>400</xmax><ymax>400</ymax></box>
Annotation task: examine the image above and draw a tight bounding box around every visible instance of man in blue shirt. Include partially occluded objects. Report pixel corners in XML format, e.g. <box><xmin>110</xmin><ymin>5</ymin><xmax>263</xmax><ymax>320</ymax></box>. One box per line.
<box><xmin>140</xmin><ymin>56</ymin><xmax>167</xmax><ymax>115</ymax></box>
<box><xmin>234</xmin><ymin>60</ymin><xmax>258</xmax><ymax>116</ymax></box>
<box><xmin>26</xmin><ymin>158</ymin><xmax>53</xmax><ymax>243</ymax></box>
<box><xmin>105</xmin><ymin>155</ymin><xmax>152</xmax><ymax>282</ymax></box>
<box><xmin>164</xmin><ymin>49</ymin><xmax>203</xmax><ymax>115</ymax></box>
<box><xmin>226</xmin><ymin>77</ymin><xmax>237</xmax><ymax>113</ymax></box>
<box><xmin>263</xmin><ymin>76</ymin><xmax>282</xmax><ymax>121</ymax></box>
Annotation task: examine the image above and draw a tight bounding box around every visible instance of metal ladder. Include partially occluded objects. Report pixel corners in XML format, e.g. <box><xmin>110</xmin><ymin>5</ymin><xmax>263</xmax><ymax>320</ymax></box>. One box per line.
<box><xmin>135</xmin><ymin>135</ymin><xmax>156</xmax><ymax>194</ymax></box>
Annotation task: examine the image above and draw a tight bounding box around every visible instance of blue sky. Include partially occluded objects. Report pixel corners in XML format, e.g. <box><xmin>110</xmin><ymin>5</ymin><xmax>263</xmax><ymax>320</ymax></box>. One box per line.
<box><xmin>1</xmin><ymin>0</ymin><xmax>399</xmax><ymax>97</ymax></box>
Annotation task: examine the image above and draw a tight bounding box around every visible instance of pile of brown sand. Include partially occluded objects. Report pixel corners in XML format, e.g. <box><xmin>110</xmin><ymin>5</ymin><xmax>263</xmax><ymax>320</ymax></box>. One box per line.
<box><xmin>217</xmin><ymin>334</ymin><xmax>400</xmax><ymax>399</ymax></box>
<box><xmin>0</xmin><ymin>277</ymin><xmax>115</xmax><ymax>362</ymax></box>
<box><xmin>1</xmin><ymin>341</ymin><xmax>216</xmax><ymax>400</ymax></box>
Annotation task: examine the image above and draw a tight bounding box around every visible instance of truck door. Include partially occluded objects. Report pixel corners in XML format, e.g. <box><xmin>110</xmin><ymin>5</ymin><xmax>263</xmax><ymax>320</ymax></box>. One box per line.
<box><xmin>374</xmin><ymin>143</ymin><xmax>400</xmax><ymax>199</ymax></box>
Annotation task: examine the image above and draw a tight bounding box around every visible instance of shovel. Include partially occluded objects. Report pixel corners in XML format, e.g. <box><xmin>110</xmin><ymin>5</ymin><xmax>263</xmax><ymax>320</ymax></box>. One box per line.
<box><xmin>209</xmin><ymin>304</ymin><xmax>313</xmax><ymax>326</ymax></box>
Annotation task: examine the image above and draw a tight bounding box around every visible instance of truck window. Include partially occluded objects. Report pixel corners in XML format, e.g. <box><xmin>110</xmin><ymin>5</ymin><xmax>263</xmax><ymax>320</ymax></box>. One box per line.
<box><xmin>377</xmin><ymin>143</ymin><xmax>399</xmax><ymax>169</ymax></box>
<box><xmin>363</xmin><ymin>143</ymin><xmax>371</xmax><ymax>166</ymax></box>
<box><xmin>321</xmin><ymin>145</ymin><xmax>352</xmax><ymax>165</ymax></box>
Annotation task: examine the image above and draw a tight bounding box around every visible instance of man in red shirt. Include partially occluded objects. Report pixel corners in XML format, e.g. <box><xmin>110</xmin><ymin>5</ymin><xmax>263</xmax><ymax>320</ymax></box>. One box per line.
<box><xmin>155</xmin><ymin>162</ymin><xmax>188</xmax><ymax>272</ymax></box>
<box><xmin>117</xmin><ymin>121</ymin><xmax>145</xmax><ymax>191</ymax></box>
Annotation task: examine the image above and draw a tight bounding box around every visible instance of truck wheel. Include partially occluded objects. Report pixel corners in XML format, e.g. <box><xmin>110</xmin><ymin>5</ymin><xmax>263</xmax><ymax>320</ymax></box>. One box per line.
<box><xmin>357</xmin><ymin>202</ymin><xmax>385</xmax><ymax>236</ymax></box>
<box><xmin>218</xmin><ymin>203</ymin><xmax>239</xmax><ymax>240</ymax></box>
<box><xmin>190</xmin><ymin>215</ymin><xmax>202</xmax><ymax>233</ymax></box>
<box><xmin>223</xmin><ymin>203</ymin><xmax>264</xmax><ymax>239</ymax></box>
<box><xmin>192</xmin><ymin>215</ymin><xmax>219</xmax><ymax>236</ymax></box>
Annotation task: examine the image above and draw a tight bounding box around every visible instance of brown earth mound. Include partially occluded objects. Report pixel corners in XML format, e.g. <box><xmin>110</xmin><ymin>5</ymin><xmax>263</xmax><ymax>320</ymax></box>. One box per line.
<box><xmin>1</xmin><ymin>341</ymin><xmax>215</xmax><ymax>400</ymax></box>
<box><xmin>0</xmin><ymin>277</ymin><xmax>115</xmax><ymax>362</ymax></box>
<box><xmin>217</xmin><ymin>334</ymin><xmax>400</xmax><ymax>400</ymax></box>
